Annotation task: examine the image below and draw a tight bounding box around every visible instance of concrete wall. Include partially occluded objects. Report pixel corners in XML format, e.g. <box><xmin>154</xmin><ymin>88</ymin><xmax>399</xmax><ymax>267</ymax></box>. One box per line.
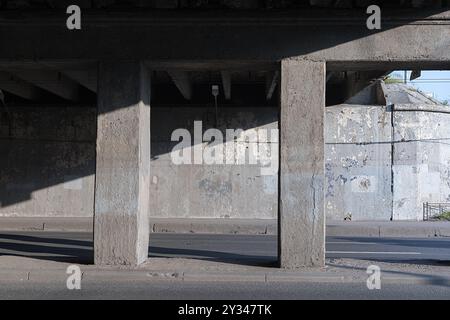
<box><xmin>392</xmin><ymin>105</ymin><xmax>450</xmax><ymax>220</ymax></box>
<box><xmin>325</xmin><ymin>104</ymin><xmax>393</xmax><ymax>221</ymax></box>
<box><xmin>150</xmin><ymin>107</ymin><xmax>278</xmax><ymax>219</ymax></box>
<box><xmin>0</xmin><ymin>106</ymin><xmax>96</xmax><ymax>217</ymax></box>
<box><xmin>3</xmin><ymin>103</ymin><xmax>449</xmax><ymax>221</ymax></box>
<box><xmin>325</xmin><ymin>103</ymin><xmax>450</xmax><ymax>221</ymax></box>
<box><xmin>0</xmin><ymin>105</ymin><xmax>278</xmax><ymax>219</ymax></box>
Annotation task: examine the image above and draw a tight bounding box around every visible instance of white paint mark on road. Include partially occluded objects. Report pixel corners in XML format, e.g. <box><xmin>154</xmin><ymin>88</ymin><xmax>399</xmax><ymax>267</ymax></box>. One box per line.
<box><xmin>328</xmin><ymin>251</ymin><xmax>421</xmax><ymax>255</ymax></box>
<box><xmin>327</xmin><ymin>242</ymin><xmax>377</xmax><ymax>245</ymax></box>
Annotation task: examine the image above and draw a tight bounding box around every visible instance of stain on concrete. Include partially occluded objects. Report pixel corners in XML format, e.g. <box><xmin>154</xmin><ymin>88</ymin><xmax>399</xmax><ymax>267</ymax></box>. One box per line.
<box><xmin>199</xmin><ymin>178</ymin><xmax>232</xmax><ymax>196</ymax></box>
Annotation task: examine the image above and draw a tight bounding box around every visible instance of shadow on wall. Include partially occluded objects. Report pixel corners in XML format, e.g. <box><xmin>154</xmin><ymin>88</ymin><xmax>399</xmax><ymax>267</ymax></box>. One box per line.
<box><xmin>0</xmin><ymin>106</ymin><xmax>97</xmax><ymax>213</ymax></box>
<box><xmin>0</xmin><ymin>8</ymin><xmax>447</xmax><ymax>215</ymax></box>
<box><xmin>0</xmin><ymin>103</ymin><xmax>278</xmax><ymax>216</ymax></box>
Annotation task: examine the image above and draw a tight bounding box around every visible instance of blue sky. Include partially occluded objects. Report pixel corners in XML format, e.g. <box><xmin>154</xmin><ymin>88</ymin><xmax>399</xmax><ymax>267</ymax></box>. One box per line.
<box><xmin>390</xmin><ymin>70</ymin><xmax>450</xmax><ymax>103</ymax></box>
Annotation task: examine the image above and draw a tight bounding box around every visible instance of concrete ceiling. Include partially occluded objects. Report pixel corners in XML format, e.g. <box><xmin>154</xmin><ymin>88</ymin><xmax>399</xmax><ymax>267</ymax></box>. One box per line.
<box><xmin>0</xmin><ymin>61</ymin><xmax>97</xmax><ymax>102</ymax></box>
<box><xmin>0</xmin><ymin>62</ymin><xmax>278</xmax><ymax>102</ymax></box>
<box><xmin>0</xmin><ymin>60</ymin><xmax>392</xmax><ymax>104</ymax></box>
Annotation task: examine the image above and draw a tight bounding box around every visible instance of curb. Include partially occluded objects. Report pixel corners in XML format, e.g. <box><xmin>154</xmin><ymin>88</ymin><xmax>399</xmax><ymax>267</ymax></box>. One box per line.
<box><xmin>327</xmin><ymin>222</ymin><xmax>450</xmax><ymax>238</ymax></box>
<box><xmin>0</xmin><ymin>218</ymin><xmax>450</xmax><ymax>238</ymax></box>
<box><xmin>1</xmin><ymin>268</ymin><xmax>449</xmax><ymax>285</ymax></box>
<box><xmin>151</xmin><ymin>219</ymin><xmax>277</xmax><ymax>235</ymax></box>
<box><xmin>0</xmin><ymin>217</ymin><xmax>93</xmax><ymax>232</ymax></box>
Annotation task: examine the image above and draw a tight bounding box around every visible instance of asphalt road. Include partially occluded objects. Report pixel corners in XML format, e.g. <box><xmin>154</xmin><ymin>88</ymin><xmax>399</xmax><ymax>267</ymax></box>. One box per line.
<box><xmin>1</xmin><ymin>232</ymin><xmax>450</xmax><ymax>299</ymax></box>
<box><xmin>0</xmin><ymin>232</ymin><xmax>450</xmax><ymax>265</ymax></box>
<box><xmin>1</xmin><ymin>280</ymin><xmax>450</xmax><ymax>300</ymax></box>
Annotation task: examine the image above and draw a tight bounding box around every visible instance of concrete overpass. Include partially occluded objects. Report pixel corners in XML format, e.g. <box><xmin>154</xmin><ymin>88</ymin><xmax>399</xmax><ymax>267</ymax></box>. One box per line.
<box><xmin>0</xmin><ymin>0</ymin><xmax>449</xmax><ymax>268</ymax></box>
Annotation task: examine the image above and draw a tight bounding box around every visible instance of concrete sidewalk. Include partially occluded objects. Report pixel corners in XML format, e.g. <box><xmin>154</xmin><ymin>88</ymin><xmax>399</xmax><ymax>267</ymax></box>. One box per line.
<box><xmin>0</xmin><ymin>217</ymin><xmax>450</xmax><ymax>238</ymax></box>
<box><xmin>1</xmin><ymin>256</ymin><xmax>450</xmax><ymax>286</ymax></box>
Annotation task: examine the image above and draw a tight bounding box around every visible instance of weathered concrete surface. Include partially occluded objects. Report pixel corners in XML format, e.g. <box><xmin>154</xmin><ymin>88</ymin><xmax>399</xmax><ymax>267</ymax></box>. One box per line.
<box><xmin>279</xmin><ymin>59</ymin><xmax>325</xmax><ymax>268</ymax></box>
<box><xmin>151</xmin><ymin>107</ymin><xmax>278</xmax><ymax>219</ymax></box>
<box><xmin>325</xmin><ymin>104</ymin><xmax>393</xmax><ymax>221</ymax></box>
<box><xmin>2</xmin><ymin>84</ymin><xmax>449</xmax><ymax>225</ymax></box>
<box><xmin>393</xmin><ymin>105</ymin><xmax>450</xmax><ymax>220</ymax></box>
<box><xmin>0</xmin><ymin>105</ymin><xmax>278</xmax><ymax>220</ymax></box>
<box><xmin>94</xmin><ymin>61</ymin><xmax>151</xmax><ymax>265</ymax></box>
<box><xmin>0</xmin><ymin>106</ymin><xmax>96</xmax><ymax>217</ymax></box>
<box><xmin>325</xmin><ymin>84</ymin><xmax>450</xmax><ymax>221</ymax></box>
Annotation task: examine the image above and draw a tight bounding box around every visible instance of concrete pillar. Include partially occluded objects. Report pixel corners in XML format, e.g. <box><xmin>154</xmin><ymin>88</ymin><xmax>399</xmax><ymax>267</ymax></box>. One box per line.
<box><xmin>279</xmin><ymin>59</ymin><xmax>325</xmax><ymax>268</ymax></box>
<box><xmin>94</xmin><ymin>61</ymin><xmax>151</xmax><ymax>265</ymax></box>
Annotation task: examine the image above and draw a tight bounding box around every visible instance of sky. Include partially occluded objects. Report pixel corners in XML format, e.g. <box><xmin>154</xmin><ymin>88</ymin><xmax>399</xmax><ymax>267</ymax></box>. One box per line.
<box><xmin>390</xmin><ymin>70</ymin><xmax>450</xmax><ymax>103</ymax></box>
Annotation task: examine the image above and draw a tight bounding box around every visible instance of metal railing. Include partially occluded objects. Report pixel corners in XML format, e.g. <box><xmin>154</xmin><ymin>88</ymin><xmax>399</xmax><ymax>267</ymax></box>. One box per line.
<box><xmin>423</xmin><ymin>202</ymin><xmax>450</xmax><ymax>221</ymax></box>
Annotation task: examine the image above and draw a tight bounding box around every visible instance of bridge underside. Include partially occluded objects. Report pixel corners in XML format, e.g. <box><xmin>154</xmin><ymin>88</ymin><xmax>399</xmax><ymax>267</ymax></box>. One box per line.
<box><xmin>0</xmin><ymin>5</ymin><xmax>449</xmax><ymax>268</ymax></box>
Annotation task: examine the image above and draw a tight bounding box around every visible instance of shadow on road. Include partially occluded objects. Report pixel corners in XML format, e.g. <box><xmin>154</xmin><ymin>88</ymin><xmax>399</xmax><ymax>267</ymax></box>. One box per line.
<box><xmin>0</xmin><ymin>233</ymin><xmax>278</xmax><ymax>267</ymax></box>
<box><xmin>149</xmin><ymin>246</ymin><xmax>277</xmax><ymax>267</ymax></box>
<box><xmin>0</xmin><ymin>233</ymin><xmax>93</xmax><ymax>264</ymax></box>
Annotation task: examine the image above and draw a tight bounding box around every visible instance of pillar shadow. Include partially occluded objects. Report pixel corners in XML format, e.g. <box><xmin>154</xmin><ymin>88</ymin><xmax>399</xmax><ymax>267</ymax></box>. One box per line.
<box><xmin>0</xmin><ymin>233</ymin><xmax>93</xmax><ymax>264</ymax></box>
<box><xmin>0</xmin><ymin>233</ymin><xmax>279</xmax><ymax>267</ymax></box>
<box><xmin>149</xmin><ymin>246</ymin><xmax>278</xmax><ymax>267</ymax></box>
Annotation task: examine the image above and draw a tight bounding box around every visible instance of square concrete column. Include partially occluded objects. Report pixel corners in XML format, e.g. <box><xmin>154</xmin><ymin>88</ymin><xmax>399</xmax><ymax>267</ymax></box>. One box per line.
<box><xmin>279</xmin><ymin>59</ymin><xmax>325</xmax><ymax>268</ymax></box>
<box><xmin>94</xmin><ymin>61</ymin><xmax>151</xmax><ymax>265</ymax></box>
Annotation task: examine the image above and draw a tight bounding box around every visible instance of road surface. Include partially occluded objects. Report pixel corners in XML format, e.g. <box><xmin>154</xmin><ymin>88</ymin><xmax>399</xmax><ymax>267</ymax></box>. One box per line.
<box><xmin>1</xmin><ymin>280</ymin><xmax>450</xmax><ymax>300</ymax></box>
<box><xmin>0</xmin><ymin>232</ymin><xmax>450</xmax><ymax>299</ymax></box>
<box><xmin>0</xmin><ymin>232</ymin><xmax>449</xmax><ymax>265</ymax></box>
